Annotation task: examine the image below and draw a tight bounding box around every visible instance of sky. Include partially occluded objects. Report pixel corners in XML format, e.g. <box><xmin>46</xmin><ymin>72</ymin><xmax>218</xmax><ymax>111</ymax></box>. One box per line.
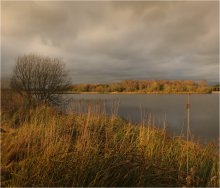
<box><xmin>1</xmin><ymin>1</ymin><xmax>219</xmax><ymax>84</ymax></box>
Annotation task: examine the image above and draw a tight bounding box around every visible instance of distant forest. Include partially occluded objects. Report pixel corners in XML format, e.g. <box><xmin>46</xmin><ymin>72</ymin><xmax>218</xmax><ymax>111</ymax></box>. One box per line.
<box><xmin>68</xmin><ymin>80</ymin><xmax>216</xmax><ymax>93</ymax></box>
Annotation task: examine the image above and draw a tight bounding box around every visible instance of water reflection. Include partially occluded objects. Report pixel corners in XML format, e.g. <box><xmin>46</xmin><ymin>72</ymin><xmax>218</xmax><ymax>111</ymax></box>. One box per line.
<box><xmin>65</xmin><ymin>94</ymin><xmax>219</xmax><ymax>142</ymax></box>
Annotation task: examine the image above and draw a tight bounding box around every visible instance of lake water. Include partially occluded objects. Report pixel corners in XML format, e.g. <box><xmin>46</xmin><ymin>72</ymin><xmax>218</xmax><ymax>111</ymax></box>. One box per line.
<box><xmin>65</xmin><ymin>94</ymin><xmax>219</xmax><ymax>143</ymax></box>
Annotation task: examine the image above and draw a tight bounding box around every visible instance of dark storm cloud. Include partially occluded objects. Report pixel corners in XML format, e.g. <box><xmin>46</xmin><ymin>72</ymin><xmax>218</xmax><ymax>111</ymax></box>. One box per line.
<box><xmin>1</xmin><ymin>1</ymin><xmax>219</xmax><ymax>83</ymax></box>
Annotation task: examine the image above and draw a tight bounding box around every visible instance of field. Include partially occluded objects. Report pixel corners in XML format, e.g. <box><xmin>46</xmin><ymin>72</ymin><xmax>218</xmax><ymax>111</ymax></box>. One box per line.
<box><xmin>1</xmin><ymin>90</ymin><xmax>219</xmax><ymax>187</ymax></box>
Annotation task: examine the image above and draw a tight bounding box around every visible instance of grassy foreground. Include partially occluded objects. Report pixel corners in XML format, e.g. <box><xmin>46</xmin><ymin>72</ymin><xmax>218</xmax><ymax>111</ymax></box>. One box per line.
<box><xmin>1</xmin><ymin>91</ymin><xmax>219</xmax><ymax>187</ymax></box>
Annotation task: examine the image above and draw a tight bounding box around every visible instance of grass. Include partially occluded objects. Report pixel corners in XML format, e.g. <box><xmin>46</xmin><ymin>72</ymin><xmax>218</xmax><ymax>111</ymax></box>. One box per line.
<box><xmin>1</xmin><ymin>90</ymin><xmax>219</xmax><ymax>187</ymax></box>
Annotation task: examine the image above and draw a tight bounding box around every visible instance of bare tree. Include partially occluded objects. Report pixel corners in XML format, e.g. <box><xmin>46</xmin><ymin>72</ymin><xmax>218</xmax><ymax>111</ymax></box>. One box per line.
<box><xmin>11</xmin><ymin>54</ymin><xmax>70</xmax><ymax>104</ymax></box>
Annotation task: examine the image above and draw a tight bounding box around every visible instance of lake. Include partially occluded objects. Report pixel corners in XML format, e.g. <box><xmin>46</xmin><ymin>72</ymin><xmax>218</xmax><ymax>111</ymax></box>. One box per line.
<box><xmin>65</xmin><ymin>94</ymin><xmax>219</xmax><ymax>143</ymax></box>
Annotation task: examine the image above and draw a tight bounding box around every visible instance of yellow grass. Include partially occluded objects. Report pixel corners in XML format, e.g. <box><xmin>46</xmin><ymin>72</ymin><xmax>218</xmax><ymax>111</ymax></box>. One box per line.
<box><xmin>1</xmin><ymin>90</ymin><xmax>219</xmax><ymax>187</ymax></box>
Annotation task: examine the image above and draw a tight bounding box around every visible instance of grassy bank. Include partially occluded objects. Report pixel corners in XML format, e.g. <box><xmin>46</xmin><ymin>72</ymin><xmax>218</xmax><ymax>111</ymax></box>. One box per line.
<box><xmin>1</xmin><ymin>90</ymin><xmax>219</xmax><ymax>187</ymax></box>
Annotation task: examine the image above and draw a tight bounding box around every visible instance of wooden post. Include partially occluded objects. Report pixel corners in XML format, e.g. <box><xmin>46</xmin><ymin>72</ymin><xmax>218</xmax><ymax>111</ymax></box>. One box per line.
<box><xmin>186</xmin><ymin>93</ymin><xmax>190</xmax><ymax>175</ymax></box>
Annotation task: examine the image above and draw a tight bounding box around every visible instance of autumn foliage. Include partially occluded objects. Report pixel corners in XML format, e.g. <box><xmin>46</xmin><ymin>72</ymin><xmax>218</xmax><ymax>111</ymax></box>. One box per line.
<box><xmin>69</xmin><ymin>80</ymin><xmax>211</xmax><ymax>93</ymax></box>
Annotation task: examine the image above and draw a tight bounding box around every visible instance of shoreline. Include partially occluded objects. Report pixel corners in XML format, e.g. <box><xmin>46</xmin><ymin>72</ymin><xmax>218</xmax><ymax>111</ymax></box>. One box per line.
<box><xmin>58</xmin><ymin>91</ymin><xmax>214</xmax><ymax>94</ymax></box>
<box><xmin>2</xmin><ymin>89</ymin><xmax>217</xmax><ymax>95</ymax></box>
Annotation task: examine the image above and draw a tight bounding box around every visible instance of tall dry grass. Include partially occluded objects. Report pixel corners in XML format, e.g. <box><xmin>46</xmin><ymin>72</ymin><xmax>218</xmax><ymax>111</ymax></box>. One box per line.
<box><xmin>1</xmin><ymin>90</ymin><xmax>219</xmax><ymax>187</ymax></box>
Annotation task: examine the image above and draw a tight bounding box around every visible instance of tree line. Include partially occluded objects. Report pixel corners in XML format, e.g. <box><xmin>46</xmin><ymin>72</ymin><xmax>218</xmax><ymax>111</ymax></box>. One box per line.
<box><xmin>69</xmin><ymin>80</ymin><xmax>212</xmax><ymax>93</ymax></box>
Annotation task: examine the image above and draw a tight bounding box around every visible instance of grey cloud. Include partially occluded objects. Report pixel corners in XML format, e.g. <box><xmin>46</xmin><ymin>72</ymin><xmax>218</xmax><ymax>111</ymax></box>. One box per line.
<box><xmin>1</xmin><ymin>1</ymin><xmax>219</xmax><ymax>84</ymax></box>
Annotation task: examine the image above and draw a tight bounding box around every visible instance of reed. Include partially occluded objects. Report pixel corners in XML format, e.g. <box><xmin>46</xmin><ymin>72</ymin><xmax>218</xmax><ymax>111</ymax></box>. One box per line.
<box><xmin>1</xmin><ymin>90</ymin><xmax>219</xmax><ymax>187</ymax></box>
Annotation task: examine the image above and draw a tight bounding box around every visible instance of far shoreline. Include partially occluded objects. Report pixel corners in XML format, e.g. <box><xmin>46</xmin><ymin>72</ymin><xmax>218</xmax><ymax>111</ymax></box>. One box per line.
<box><xmin>58</xmin><ymin>91</ymin><xmax>219</xmax><ymax>95</ymax></box>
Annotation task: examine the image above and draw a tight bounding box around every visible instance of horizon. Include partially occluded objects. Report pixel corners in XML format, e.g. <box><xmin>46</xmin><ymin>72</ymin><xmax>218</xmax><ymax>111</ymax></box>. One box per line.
<box><xmin>1</xmin><ymin>1</ymin><xmax>219</xmax><ymax>83</ymax></box>
<box><xmin>1</xmin><ymin>77</ymin><xmax>219</xmax><ymax>88</ymax></box>
<box><xmin>68</xmin><ymin>79</ymin><xmax>219</xmax><ymax>86</ymax></box>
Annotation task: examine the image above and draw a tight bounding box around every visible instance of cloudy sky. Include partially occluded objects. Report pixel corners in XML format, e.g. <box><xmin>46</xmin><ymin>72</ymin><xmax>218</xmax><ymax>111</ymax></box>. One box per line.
<box><xmin>1</xmin><ymin>1</ymin><xmax>219</xmax><ymax>84</ymax></box>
